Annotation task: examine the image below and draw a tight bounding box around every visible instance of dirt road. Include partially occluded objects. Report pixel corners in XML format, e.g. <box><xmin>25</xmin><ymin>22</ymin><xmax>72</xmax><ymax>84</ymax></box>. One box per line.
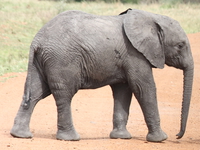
<box><xmin>0</xmin><ymin>33</ymin><xmax>199</xmax><ymax>149</ymax></box>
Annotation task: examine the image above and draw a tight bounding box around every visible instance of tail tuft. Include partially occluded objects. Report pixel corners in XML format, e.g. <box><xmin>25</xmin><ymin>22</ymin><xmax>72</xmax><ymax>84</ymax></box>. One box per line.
<box><xmin>23</xmin><ymin>101</ymin><xmax>30</xmax><ymax>110</ymax></box>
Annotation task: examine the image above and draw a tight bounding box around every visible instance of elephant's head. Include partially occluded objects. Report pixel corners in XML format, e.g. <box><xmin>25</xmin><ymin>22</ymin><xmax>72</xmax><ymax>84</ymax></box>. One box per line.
<box><xmin>123</xmin><ymin>9</ymin><xmax>194</xmax><ymax>139</ymax></box>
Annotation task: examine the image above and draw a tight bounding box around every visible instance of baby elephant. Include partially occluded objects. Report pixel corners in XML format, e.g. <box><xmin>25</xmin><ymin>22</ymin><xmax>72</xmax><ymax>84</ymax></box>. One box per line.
<box><xmin>11</xmin><ymin>9</ymin><xmax>193</xmax><ymax>142</ymax></box>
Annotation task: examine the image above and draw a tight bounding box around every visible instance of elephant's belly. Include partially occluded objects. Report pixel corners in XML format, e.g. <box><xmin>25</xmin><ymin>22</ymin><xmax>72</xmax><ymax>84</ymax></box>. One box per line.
<box><xmin>80</xmin><ymin>76</ymin><xmax>126</xmax><ymax>89</ymax></box>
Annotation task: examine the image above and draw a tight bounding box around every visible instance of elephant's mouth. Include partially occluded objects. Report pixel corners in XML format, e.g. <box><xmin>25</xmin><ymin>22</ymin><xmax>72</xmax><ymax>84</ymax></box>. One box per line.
<box><xmin>165</xmin><ymin>55</ymin><xmax>184</xmax><ymax>70</ymax></box>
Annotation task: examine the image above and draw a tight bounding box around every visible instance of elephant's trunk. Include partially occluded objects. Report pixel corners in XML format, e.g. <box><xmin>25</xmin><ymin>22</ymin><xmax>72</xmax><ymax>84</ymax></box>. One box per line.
<box><xmin>176</xmin><ymin>64</ymin><xmax>194</xmax><ymax>139</ymax></box>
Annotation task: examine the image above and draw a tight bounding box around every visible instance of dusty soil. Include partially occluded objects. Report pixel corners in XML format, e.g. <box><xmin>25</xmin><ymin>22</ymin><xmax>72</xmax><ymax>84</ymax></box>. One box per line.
<box><xmin>0</xmin><ymin>33</ymin><xmax>200</xmax><ymax>150</ymax></box>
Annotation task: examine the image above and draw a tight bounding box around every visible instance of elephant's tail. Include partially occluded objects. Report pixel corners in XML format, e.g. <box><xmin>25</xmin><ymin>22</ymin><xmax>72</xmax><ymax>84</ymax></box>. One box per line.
<box><xmin>22</xmin><ymin>43</ymin><xmax>36</xmax><ymax>109</ymax></box>
<box><xmin>23</xmin><ymin>42</ymin><xmax>51</xmax><ymax>110</ymax></box>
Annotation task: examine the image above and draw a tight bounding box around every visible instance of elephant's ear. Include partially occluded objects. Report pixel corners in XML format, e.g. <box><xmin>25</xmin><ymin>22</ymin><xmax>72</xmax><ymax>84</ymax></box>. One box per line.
<box><xmin>123</xmin><ymin>9</ymin><xmax>165</xmax><ymax>69</ymax></box>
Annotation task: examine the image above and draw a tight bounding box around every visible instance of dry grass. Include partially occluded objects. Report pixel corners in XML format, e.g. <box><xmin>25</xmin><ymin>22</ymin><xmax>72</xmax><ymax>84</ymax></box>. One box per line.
<box><xmin>0</xmin><ymin>0</ymin><xmax>200</xmax><ymax>75</ymax></box>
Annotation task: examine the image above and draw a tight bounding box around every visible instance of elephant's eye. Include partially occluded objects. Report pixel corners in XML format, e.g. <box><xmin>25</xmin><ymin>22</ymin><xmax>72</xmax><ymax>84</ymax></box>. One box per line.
<box><xmin>176</xmin><ymin>42</ymin><xmax>185</xmax><ymax>50</ymax></box>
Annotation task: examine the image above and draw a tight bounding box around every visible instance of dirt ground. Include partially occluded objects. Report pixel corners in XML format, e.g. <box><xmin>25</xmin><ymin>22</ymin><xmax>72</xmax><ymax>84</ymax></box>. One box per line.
<box><xmin>0</xmin><ymin>33</ymin><xmax>199</xmax><ymax>150</ymax></box>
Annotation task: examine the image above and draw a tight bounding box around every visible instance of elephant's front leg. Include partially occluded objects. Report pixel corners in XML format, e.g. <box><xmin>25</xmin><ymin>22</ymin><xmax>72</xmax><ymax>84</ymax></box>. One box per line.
<box><xmin>110</xmin><ymin>83</ymin><xmax>132</xmax><ymax>139</ymax></box>
<box><xmin>130</xmin><ymin>73</ymin><xmax>168</xmax><ymax>142</ymax></box>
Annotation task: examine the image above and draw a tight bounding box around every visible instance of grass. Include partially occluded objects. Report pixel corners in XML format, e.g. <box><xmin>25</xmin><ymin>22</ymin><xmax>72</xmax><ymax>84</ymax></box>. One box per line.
<box><xmin>0</xmin><ymin>0</ymin><xmax>200</xmax><ymax>75</ymax></box>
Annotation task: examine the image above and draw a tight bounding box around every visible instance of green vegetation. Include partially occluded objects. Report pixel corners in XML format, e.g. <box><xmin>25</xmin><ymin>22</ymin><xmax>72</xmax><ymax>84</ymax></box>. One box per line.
<box><xmin>0</xmin><ymin>0</ymin><xmax>200</xmax><ymax>75</ymax></box>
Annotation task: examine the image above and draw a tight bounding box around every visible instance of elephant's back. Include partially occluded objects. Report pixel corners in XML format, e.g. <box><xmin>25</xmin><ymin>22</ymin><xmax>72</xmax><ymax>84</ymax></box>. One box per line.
<box><xmin>33</xmin><ymin>10</ymin><xmax>122</xmax><ymax>42</ymax></box>
<box><xmin>31</xmin><ymin>10</ymin><xmax>124</xmax><ymax>56</ymax></box>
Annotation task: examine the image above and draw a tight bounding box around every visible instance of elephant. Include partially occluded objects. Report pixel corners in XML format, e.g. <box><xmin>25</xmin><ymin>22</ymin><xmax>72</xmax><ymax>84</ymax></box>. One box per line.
<box><xmin>10</xmin><ymin>9</ymin><xmax>194</xmax><ymax>142</ymax></box>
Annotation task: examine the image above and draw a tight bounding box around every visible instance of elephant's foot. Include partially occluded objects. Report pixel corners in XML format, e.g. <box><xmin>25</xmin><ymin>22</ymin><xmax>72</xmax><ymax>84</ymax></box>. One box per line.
<box><xmin>110</xmin><ymin>128</ymin><xmax>132</xmax><ymax>139</ymax></box>
<box><xmin>146</xmin><ymin>129</ymin><xmax>168</xmax><ymax>142</ymax></box>
<box><xmin>10</xmin><ymin>125</ymin><xmax>33</xmax><ymax>138</ymax></box>
<box><xmin>56</xmin><ymin>129</ymin><xmax>80</xmax><ymax>141</ymax></box>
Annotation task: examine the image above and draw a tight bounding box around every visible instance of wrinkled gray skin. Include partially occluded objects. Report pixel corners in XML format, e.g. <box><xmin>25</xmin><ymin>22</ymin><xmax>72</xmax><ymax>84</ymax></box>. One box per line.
<box><xmin>10</xmin><ymin>9</ymin><xmax>194</xmax><ymax>142</ymax></box>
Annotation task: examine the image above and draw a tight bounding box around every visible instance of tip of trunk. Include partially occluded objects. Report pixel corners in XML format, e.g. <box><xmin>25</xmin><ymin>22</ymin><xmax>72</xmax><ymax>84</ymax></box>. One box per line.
<box><xmin>176</xmin><ymin>130</ymin><xmax>185</xmax><ymax>139</ymax></box>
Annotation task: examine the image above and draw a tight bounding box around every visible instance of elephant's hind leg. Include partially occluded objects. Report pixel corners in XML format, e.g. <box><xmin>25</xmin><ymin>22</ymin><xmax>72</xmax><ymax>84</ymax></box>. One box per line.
<box><xmin>11</xmin><ymin>65</ymin><xmax>51</xmax><ymax>139</ymax></box>
<box><xmin>109</xmin><ymin>83</ymin><xmax>132</xmax><ymax>139</ymax></box>
<box><xmin>10</xmin><ymin>100</ymin><xmax>37</xmax><ymax>138</ymax></box>
<box><xmin>48</xmin><ymin>75</ymin><xmax>80</xmax><ymax>141</ymax></box>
